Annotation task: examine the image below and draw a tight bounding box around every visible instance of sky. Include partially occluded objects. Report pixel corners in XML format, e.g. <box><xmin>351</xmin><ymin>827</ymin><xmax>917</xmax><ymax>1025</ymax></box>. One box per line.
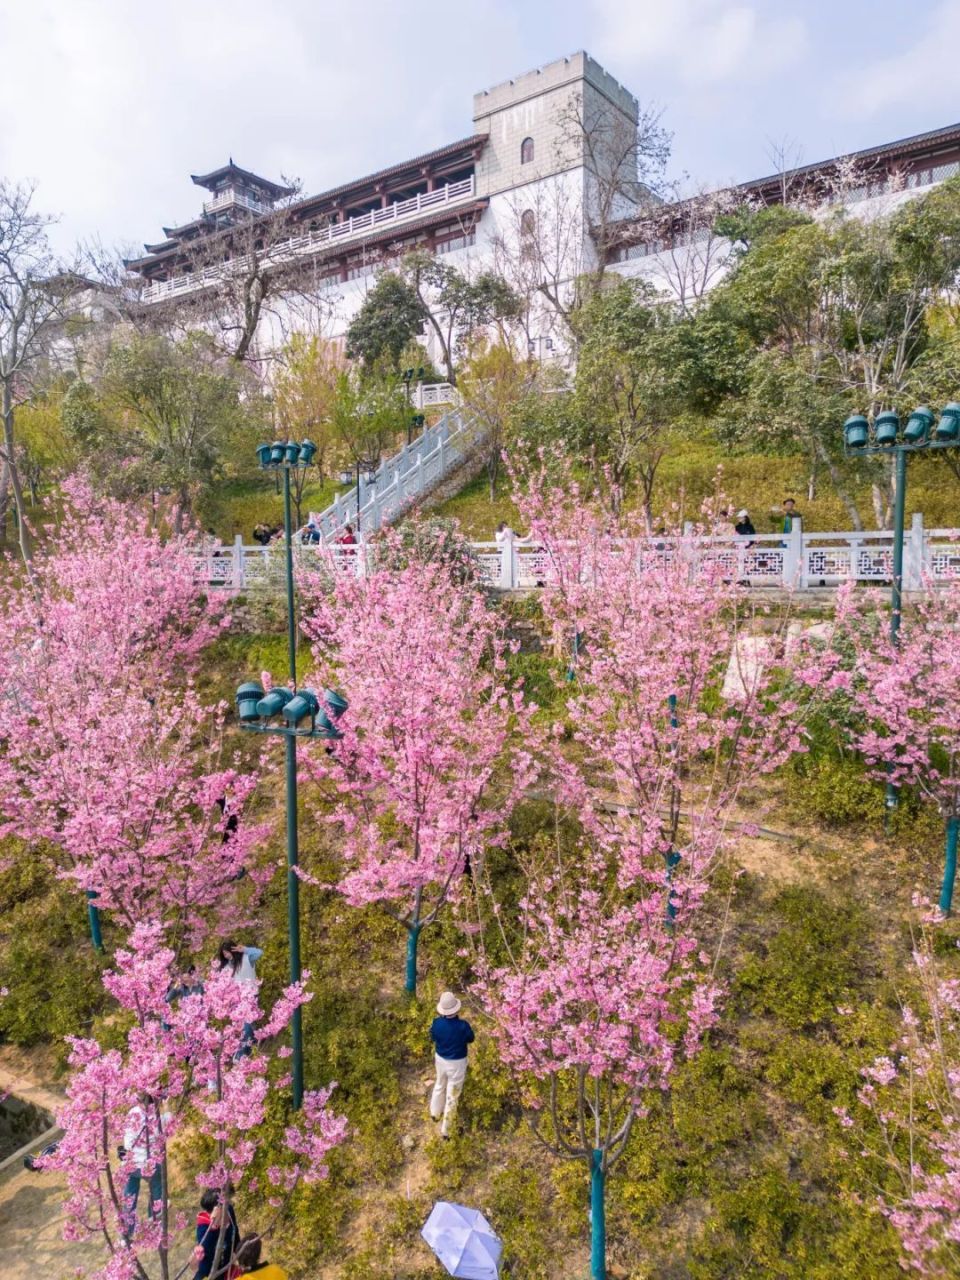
<box><xmin>1</xmin><ymin>0</ymin><xmax>958</xmax><ymax>257</ymax></box>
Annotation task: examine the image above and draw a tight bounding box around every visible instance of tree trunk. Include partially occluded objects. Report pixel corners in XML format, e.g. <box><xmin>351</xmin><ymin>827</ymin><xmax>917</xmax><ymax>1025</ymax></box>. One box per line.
<box><xmin>2</xmin><ymin>385</ymin><xmax>31</xmax><ymax>563</ymax></box>
<box><xmin>0</xmin><ymin>459</ymin><xmax>9</xmax><ymax>542</ymax></box>
<box><xmin>233</xmin><ymin>274</ymin><xmax>265</xmax><ymax>363</ymax></box>
<box><xmin>813</xmin><ymin>438</ymin><xmax>864</xmax><ymax>531</ymax></box>
<box><xmin>590</xmin><ymin>1149</ymin><xmax>607</xmax><ymax>1279</ymax></box>
<box><xmin>174</xmin><ymin>485</ymin><xmax>190</xmax><ymax>536</ymax></box>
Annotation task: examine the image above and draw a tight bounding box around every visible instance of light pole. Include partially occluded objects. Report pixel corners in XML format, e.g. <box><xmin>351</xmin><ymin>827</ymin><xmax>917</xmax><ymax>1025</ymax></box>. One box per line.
<box><xmin>844</xmin><ymin>403</ymin><xmax>960</xmax><ymax>909</ymax></box>
<box><xmin>238</xmin><ymin>438</ymin><xmax>348</xmax><ymax>1109</ymax></box>
<box><xmin>354</xmin><ymin>455</ymin><xmax>378</xmax><ymax>535</ymax></box>
<box><xmin>87</xmin><ymin>891</ymin><xmax>103</xmax><ymax>952</ymax></box>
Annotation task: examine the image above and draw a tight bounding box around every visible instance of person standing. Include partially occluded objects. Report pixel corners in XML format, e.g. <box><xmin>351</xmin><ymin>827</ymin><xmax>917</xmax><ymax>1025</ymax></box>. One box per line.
<box><xmin>121</xmin><ymin>1096</ymin><xmax>171</xmax><ymax>1238</ymax></box>
<box><xmin>734</xmin><ymin>509</ymin><xmax>756</xmax><ymax>537</ymax></box>
<box><xmin>429</xmin><ymin>991</ymin><xmax>474</xmax><ymax>1139</ymax></box>
<box><xmin>193</xmin><ymin>1187</ymin><xmax>240</xmax><ymax>1280</ymax></box>
<box><xmin>781</xmin><ymin>497</ymin><xmax>801</xmax><ymax>534</ymax></box>
<box><xmin>217</xmin><ymin>940</ymin><xmax>263</xmax><ymax>1057</ymax></box>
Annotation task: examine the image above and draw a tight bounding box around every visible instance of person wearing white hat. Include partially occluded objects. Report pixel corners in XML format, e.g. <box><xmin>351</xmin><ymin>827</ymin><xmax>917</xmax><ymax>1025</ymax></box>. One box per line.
<box><xmin>734</xmin><ymin>509</ymin><xmax>756</xmax><ymax>537</ymax></box>
<box><xmin>429</xmin><ymin>991</ymin><xmax>475</xmax><ymax>1138</ymax></box>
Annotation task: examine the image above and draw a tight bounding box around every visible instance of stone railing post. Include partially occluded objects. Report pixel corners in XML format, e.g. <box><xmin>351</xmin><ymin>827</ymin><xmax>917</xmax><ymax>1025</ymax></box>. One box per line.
<box><xmin>233</xmin><ymin>535</ymin><xmax>244</xmax><ymax>590</ymax></box>
<box><xmin>498</xmin><ymin>532</ymin><xmax>515</xmax><ymax>589</ymax></box>
<box><xmin>682</xmin><ymin>521</ymin><xmax>696</xmax><ymax>583</ymax></box>
<box><xmin>906</xmin><ymin>512</ymin><xmax>925</xmax><ymax>590</ymax></box>
<box><xmin>783</xmin><ymin>517</ymin><xmax>803</xmax><ymax>587</ymax></box>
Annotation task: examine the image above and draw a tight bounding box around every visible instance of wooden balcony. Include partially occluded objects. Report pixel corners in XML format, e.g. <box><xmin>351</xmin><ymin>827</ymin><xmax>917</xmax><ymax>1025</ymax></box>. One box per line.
<box><xmin>142</xmin><ymin>177</ymin><xmax>476</xmax><ymax>304</ymax></box>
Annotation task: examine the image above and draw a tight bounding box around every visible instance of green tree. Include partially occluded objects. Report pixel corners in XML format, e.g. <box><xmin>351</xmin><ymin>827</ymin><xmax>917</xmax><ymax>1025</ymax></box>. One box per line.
<box><xmin>345</xmin><ymin>273</ymin><xmax>427</xmax><ymax>372</ymax></box>
<box><xmin>14</xmin><ymin>382</ymin><xmax>77</xmax><ymax>504</ymax></box>
<box><xmin>709</xmin><ymin>180</ymin><xmax>960</xmax><ymax>527</ymax></box>
<box><xmin>273</xmin><ymin>334</ymin><xmax>344</xmax><ymax>483</ymax></box>
<box><xmin>329</xmin><ymin>367</ymin><xmax>409</xmax><ymax>477</ymax></box>
<box><xmin>67</xmin><ymin>334</ymin><xmax>262</xmax><ymax>532</ymax></box>
<box><xmin>458</xmin><ymin>338</ymin><xmax>537</xmax><ymax>499</ymax></box>
<box><xmin>400</xmin><ymin>251</ymin><xmax>521</xmax><ymax>384</ymax></box>
<box><xmin>572</xmin><ymin>279</ymin><xmax>723</xmax><ymax>524</ymax></box>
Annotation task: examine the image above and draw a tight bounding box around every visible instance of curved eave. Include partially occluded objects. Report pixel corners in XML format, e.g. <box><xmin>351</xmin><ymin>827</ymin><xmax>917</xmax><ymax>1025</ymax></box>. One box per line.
<box><xmin>191</xmin><ymin>163</ymin><xmax>294</xmax><ymax>198</ymax></box>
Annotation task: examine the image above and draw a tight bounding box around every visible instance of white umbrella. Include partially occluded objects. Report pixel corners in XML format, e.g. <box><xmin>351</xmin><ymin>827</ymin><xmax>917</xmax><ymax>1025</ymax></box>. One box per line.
<box><xmin>421</xmin><ymin>1200</ymin><xmax>502</xmax><ymax>1279</ymax></box>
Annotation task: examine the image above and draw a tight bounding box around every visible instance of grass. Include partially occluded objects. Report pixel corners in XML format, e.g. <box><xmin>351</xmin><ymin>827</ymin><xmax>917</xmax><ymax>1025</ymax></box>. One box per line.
<box><xmin>435</xmin><ymin>438</ymin><xmax>960</xmax><ymax>537</ymax></box>
<box><xmin>197</xmin><ymin>473</ymin><xmax>343</xmax><ymax>542</ymax></box>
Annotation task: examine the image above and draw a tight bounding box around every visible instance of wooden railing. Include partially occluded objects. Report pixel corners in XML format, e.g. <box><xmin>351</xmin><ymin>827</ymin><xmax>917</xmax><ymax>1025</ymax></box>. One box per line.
<box><xmin>142</xmin><ymin>177</ymin><xmax>477</xmax><ymax>304</ymax></box>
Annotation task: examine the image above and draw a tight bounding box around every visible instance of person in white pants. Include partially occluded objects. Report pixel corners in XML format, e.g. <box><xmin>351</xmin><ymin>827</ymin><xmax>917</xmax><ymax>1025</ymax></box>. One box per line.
<box><xmin>429</xmin><ymin>991</ymin><xmax>475</xmax><ymax>1138</ymax></box>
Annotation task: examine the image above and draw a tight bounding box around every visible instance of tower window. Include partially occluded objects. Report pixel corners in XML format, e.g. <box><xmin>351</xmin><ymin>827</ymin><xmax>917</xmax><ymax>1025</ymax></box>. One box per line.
<box><xmin>520</xmin><ymin>137</ymin><xmax>534</xmax><ymax>165</ymax></box>
<box><xmin>520</xmin><ymin>209</ymin><xmax>536</xmax><ymax>236</ymax></box>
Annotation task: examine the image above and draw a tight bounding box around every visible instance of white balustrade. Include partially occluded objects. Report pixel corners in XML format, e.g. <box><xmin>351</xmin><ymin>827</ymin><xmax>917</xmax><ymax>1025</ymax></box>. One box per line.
<box><xmin>142</xmin><ymin>177</ymin><xmax>476</xmax><ymax>304</ymax></box>
<box><xmin>194</xmin><ymin>515</ymin><xmax>960</xmax><ymax>593</ymax></box>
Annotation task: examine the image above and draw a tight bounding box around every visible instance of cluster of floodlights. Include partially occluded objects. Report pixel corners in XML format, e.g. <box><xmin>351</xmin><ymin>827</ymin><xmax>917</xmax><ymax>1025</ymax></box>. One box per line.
<box><xmin>256</xmin><ymin>439</ymin><xmax>318</xmax><ymax>468</ymax></box>
<box><xmin>843</xmin><ymin>404</ymin><xmax>960</xmax><ymax>450</ymax></box>
<box><xmin>235</xmin><ymin>683</ymin><xmax>348</xmax><ymax>737</ymax></box>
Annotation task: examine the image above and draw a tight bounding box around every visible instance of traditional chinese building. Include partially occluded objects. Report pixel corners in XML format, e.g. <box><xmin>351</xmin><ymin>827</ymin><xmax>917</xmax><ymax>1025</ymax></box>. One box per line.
<box><xmin>122</xmin><ymin>52</ymin><xmax>639</xmax><ymax>361</ymax></box>
<box><xmin>122</xmin><ymin>52</ymin><xmax>960</xmax><ymax>356</ymax></box>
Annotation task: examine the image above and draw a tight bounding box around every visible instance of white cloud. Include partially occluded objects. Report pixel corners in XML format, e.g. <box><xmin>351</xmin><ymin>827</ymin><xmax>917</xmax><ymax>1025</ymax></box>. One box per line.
<box><xmin>827</xmin><ymin>0</ymin><xmax>960</xmax><ymax>118</ymax></box>
<box><xmin>588</xmin><ymin>0</ymin><xmax>808</xmax><ymax>86</ymax></box>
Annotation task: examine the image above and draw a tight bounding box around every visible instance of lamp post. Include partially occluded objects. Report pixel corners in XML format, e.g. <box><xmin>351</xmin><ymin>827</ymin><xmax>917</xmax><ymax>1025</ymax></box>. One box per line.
<box><xmin>354</xmin><ymin>455</ymin><xmax>379</xmax><ymax>535</ymax></box>
<box><xmin>843</xmin><ymin>403</ymin><xmax>960</xmax><ymax>909</ymax></box>
<box><xmin>240</xmin><ymin>438</ymin><xmax>346</xmax><ymax>1110</ymax></box>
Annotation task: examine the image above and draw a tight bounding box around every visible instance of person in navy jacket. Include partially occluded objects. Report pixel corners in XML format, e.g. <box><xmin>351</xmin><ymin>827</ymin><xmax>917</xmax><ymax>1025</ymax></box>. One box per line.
<box><xmin>429</xmin><ymin>991</ymin><xmax>475</xmax><ymax>1138</ymax></box>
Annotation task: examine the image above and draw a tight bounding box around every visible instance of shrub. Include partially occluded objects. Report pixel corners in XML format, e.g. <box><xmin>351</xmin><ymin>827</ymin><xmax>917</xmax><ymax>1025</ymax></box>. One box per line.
<box><xmin>785</xmin><ymin>755</ymin><xmax>885</xmax><ymax>828</ymax></box>
<box><xmin>734</xmin><ymin>886</ymin><xmax>867</xmax><ymax>1030</ymax></box>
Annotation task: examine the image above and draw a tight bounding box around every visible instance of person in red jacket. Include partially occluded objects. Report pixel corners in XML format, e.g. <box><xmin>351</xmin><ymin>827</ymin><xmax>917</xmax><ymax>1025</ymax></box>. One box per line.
<box><xmin>193</xmin><ymin>1187</ymin><xmax>240</xmax><ymax>1280</ymax></box>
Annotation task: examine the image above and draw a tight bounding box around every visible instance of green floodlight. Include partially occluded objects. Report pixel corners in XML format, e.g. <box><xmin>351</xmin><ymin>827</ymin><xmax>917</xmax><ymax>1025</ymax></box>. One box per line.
<box><xmin>323</xmin><ymin>689</ymin><xmax>348</xmax><ymax>718</ymax></box>
<box><xmin>299</xmin><ymin>439</ymin><xmax>317</xmax><ymax>466</ymax></box>
<box><xmin>284</xmin><ymin>440</ymin><xmax>301</xmax><ymax>465</ymax></box>
<box><xmin>257</xmin><ymin>686</ymin><xmax>294</xmax><ymax>719</ymax></box>
<box><xmin>314</xmin><ymin>688</ymin><xmax>348</xmax><ymax>739</ymax></box>
<box><xmin>936</xmin><ymin>402</ymin><xmax>960</xmax><ymax>442</ymax></box>
<box><xmin>283</xmin><ymin>689</ymin><xmax>320</xmax><ymax>727</ymax></box>
<box><xmin>256</xmin><ymin>443</ymin><xmax>272</xmax><ymax>468</ymax></box>
<box><xmin>236</xmin><ymin>681</ymin><xmax>265</xmax><ymax>723</ymax></box>
<box><xmin>843</xmin><ymin>414</ymin><xmax>869</xmax><ymax>449</ymax></box>
<box><xmin>904</xmin><ymin>405</ymin><xmax>934</xmax><ymax>445</ymax></box>
<box><xmin>269</xmin><ymin>440</ymin><xmax>285</xmax><ymax>466</ymax></box>
<box><xmin>874</xmin><ymin>410</ymin><xmax>900</xmax><ymax>447</ymax></box>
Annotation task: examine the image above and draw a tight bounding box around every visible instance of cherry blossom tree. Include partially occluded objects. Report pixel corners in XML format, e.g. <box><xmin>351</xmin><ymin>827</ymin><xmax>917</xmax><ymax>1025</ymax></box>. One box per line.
<box><xmin>832</xmin><ymin>579</ymin><xmax>960</xmax><ymax>914</ymax></box>
<box><xmin>0</xmin><ymin>484</ymin><xmax>269</xmax><ymax>946</ymax></box>
<box><xmin>472</xmin><ymin>828</ymin><xmax>720</xmax><ymax>1280</ymax></box>
<box><xmin>301</xmin><ymin>552</ymin><xmax>536</xmax><ymax>994</ymax></box>
<box><xmin>512</xmin><ymin>468</ymin><xmax>831</xmax><ymax>899</ymax></box>
<box><xmin>42</xmin><ymin>922</ymin><xmax>347</xmax><ymax>1280</ymax></box>
<box><xmin>839</xmin><ymin>926</ymin><xmax>960</xmax><ymax>1276</ymax></box>
<box><xmin>468</xmin><ymin>471</ymin><xmax>834</xmax><ymax>1277</ymax></box>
